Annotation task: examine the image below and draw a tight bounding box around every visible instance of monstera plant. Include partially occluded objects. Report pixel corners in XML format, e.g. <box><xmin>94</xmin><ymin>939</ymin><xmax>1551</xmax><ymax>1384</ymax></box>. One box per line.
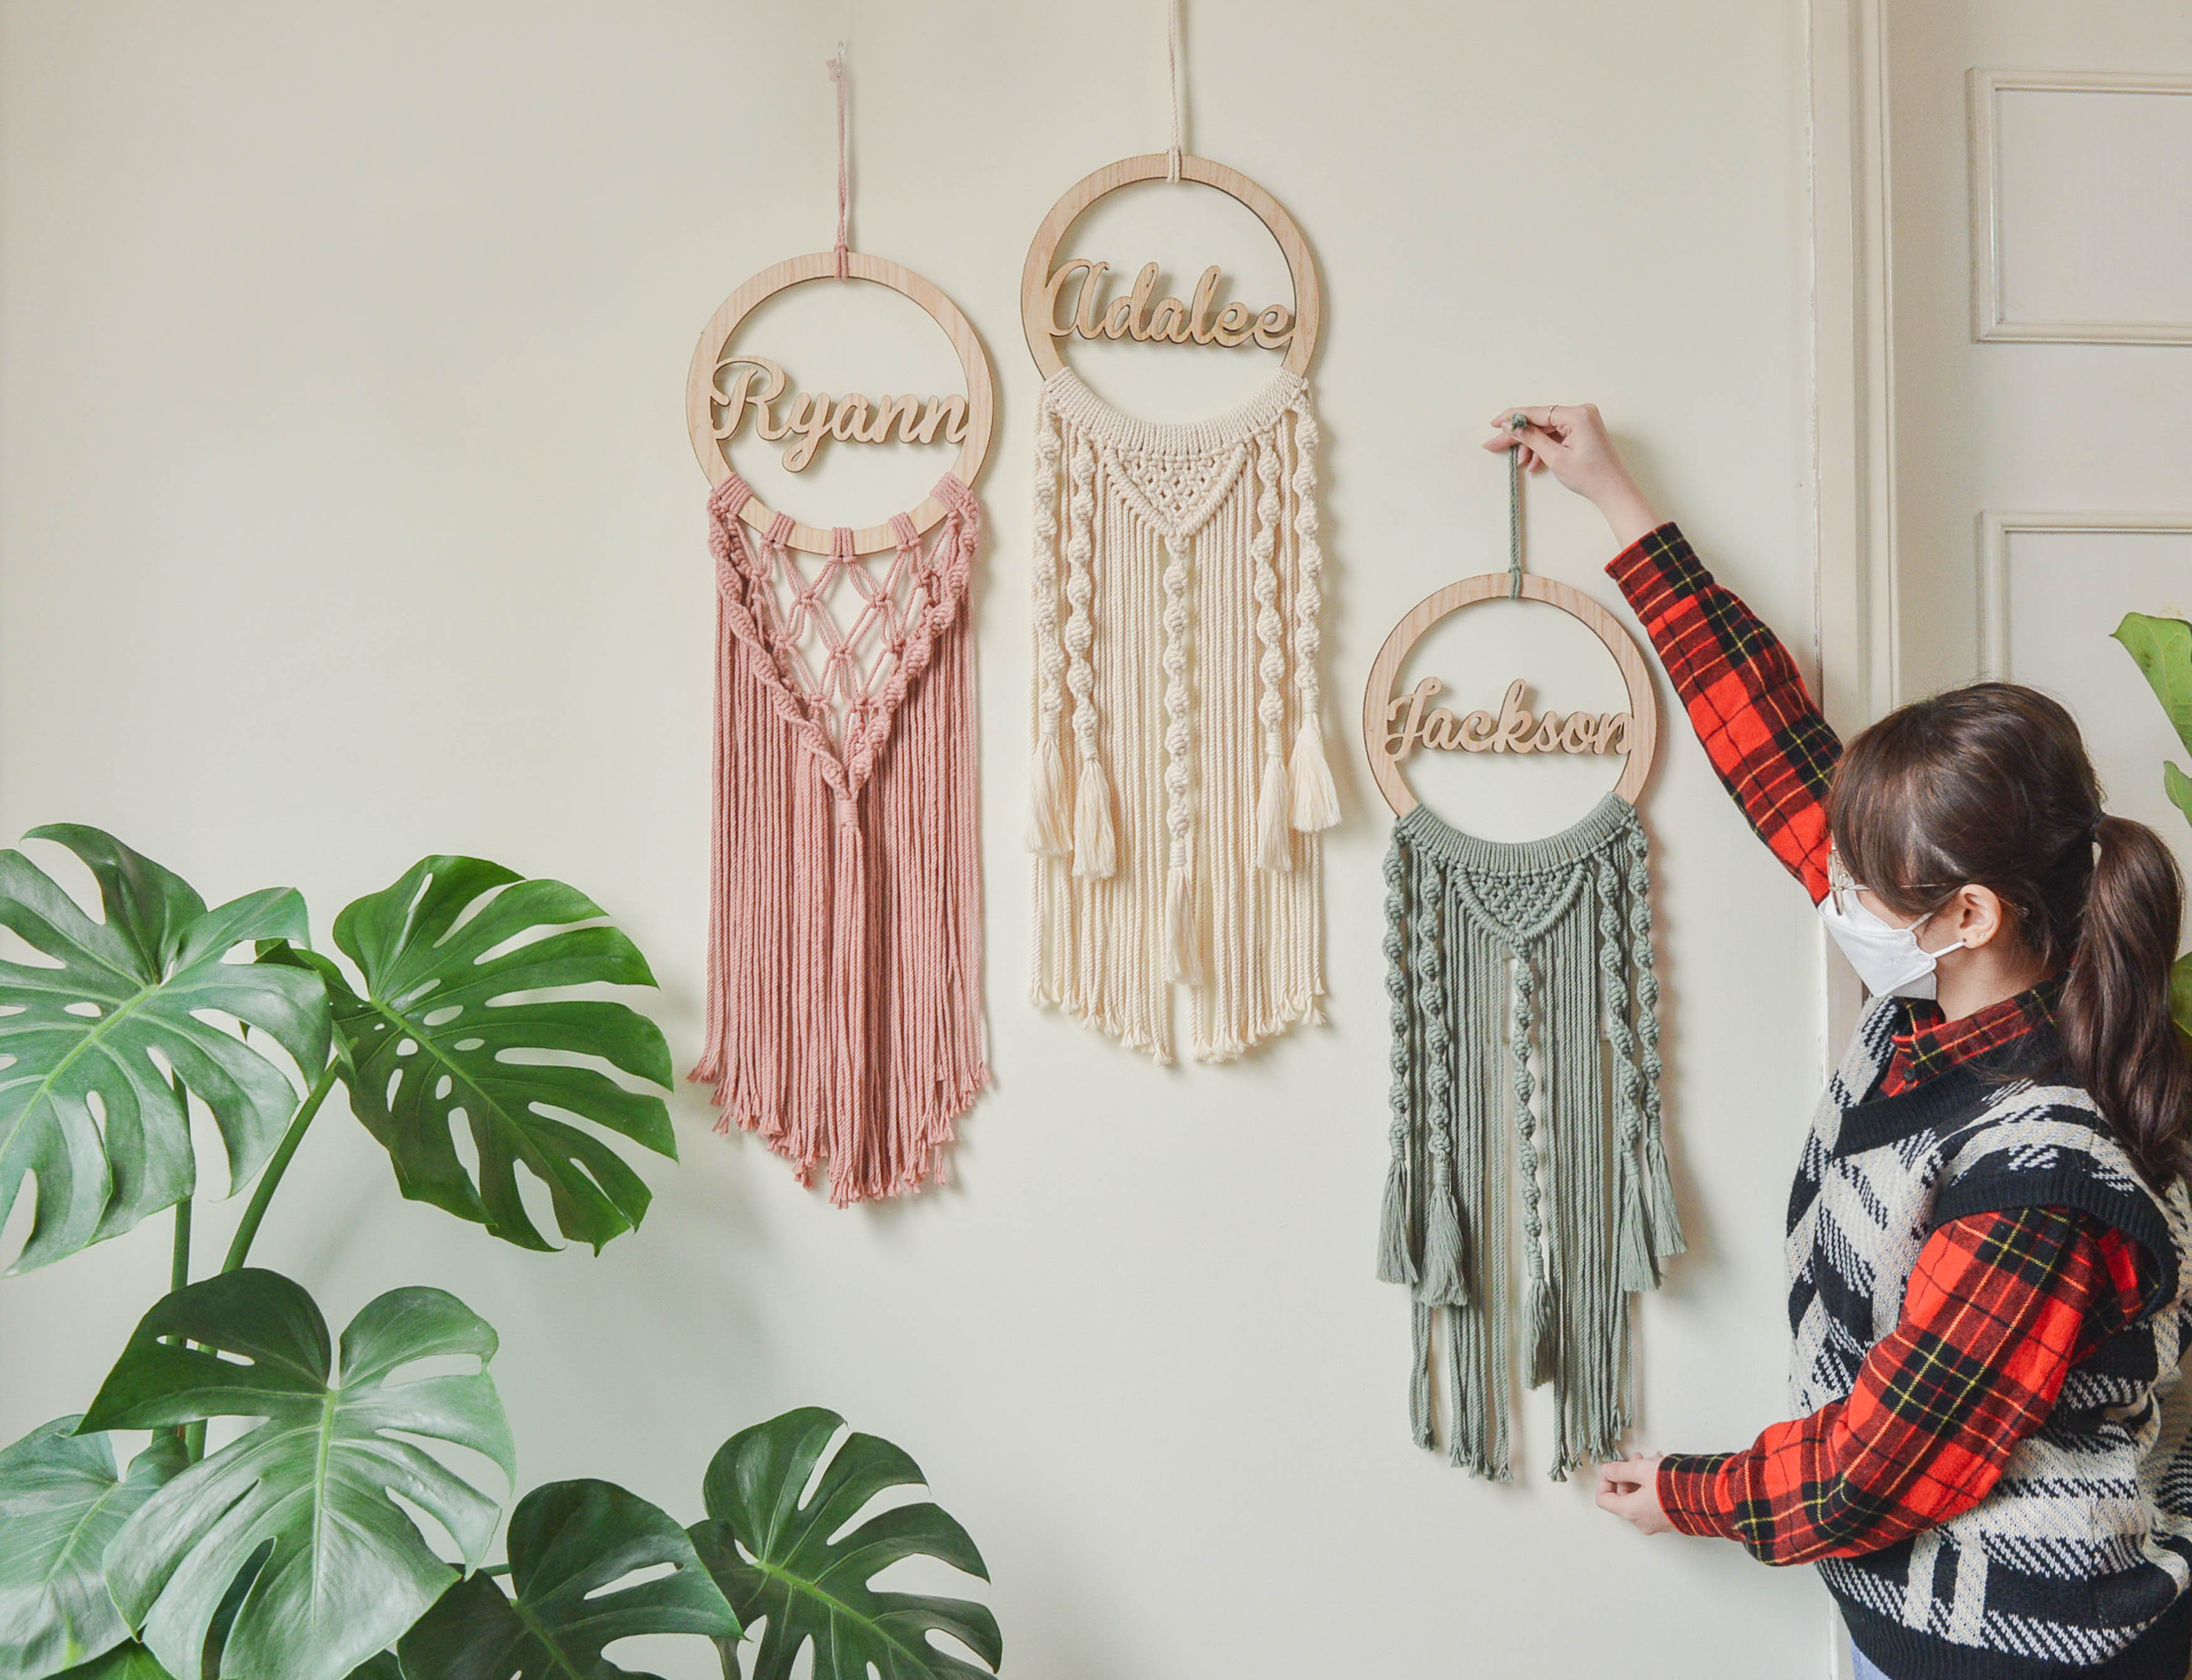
<box><xmin>2114</xmin><ymin>612</ymin><xmax>2192</xmax><ymax>1040</ymax></box>
<box><xmin>0</xmin><ymin>828</ymin><xmax>1000</xmax><ymax>1680</ymax></box>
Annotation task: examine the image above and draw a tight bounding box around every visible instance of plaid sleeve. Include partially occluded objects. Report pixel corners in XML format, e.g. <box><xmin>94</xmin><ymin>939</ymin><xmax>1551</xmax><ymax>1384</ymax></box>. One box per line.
<box><xmin>1607</xmin><ymin>525</ymin><xmax>1841</xmax><ymax>902</ymax></box>
<box><xmin>1655</xmin><ymin>1207</ymin><xmax>2116</xmax><ymax>1564</ymax></box>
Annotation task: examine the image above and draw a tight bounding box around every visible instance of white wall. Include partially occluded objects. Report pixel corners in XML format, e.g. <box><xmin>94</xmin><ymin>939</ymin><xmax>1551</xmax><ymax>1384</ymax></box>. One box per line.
<box><xmin>0</xmin><ymin>3</ymin><xmax>1828</xmax><ymax>1674</ymax></box>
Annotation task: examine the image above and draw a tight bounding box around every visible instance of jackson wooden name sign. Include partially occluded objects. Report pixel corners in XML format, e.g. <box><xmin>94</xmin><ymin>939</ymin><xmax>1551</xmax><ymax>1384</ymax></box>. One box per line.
<box><xmin>706</xmin><ymin>352</ymin><xmax>972</xmax><ymax>473</ymax></box>
<box><xmin>1383</xmin><ymin>678</ymin><xmax>1637</xmax><ymax>760</ymax></box>
<box><xmin>1042</xmin><ymin>261</ymin><xmax>1296</xmax><ymax>349</ymax></box>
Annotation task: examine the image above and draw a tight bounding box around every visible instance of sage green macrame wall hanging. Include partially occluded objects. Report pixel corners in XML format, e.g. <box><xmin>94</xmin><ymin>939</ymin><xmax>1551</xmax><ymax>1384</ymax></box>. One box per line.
<box><xmin>1358</xmin><ymin>429</ymin><xmax>1682</xmax><ymax>1480</ymax></box>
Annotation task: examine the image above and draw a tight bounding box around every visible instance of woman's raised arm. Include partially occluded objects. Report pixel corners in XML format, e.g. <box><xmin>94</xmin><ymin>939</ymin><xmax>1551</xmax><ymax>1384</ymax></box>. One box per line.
<box><xmin>1484</xmin><ymin>406</ymin><xmax>1841</xmax><ymax>903</ymax></box>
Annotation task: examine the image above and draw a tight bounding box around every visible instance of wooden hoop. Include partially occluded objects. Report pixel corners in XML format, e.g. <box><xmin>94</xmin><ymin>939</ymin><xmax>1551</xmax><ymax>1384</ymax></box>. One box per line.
<box><xmin>1018</xmin><ymin>153</ymin><xmax>1321</xmax><ymax>380</ymax></box>
<box><xmin>1360</xmin><ymin>574</ymin><xmax>1660</xmax><ymax>819</ymax></box>
<box><xmin>686</xmin><ymin>250</ymin><xmax>995</xmax><ymax>557</ymax></box>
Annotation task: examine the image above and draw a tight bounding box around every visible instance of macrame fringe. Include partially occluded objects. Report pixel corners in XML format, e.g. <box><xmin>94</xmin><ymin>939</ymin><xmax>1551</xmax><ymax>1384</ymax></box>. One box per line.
<box><xmin>1378</xmin><ymin>793</ymin><xmax>1675</xmax><ymax>1478</ymax></box>
<box><xmin>1028</xmin><ymin>369</ymin><xmax>1331</xmax><ymax>1063</ymax></box>
<box><xmin>694</xmin><ymin>473</ymin><xmax>989</xmax><ymax>1205</ymax></box>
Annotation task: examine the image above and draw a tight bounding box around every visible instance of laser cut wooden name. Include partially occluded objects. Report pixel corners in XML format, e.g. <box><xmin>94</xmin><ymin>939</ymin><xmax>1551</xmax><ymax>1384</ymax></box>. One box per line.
<box><xmin>707</xmin><ymin>353</ymin><xmax>971</xmax><ymax>473</ymax></box>
<box><xmin>1043</xmin><ymin>261</ymin><xmax>1296</xmax><ymax>349</ymax></box>
<box><xmin>1383</xmin><ymin>679</ymin><xmax>1637</xmax><ymax>760</ymax></box>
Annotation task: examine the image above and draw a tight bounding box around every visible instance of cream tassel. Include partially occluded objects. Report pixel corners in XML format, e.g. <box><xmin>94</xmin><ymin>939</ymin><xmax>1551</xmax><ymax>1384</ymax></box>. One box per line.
<box><xmin>1164</xmin><ymin>864</ymin><xmax>1201</xmax><ymax>986</ymax></box>
<box><xmin>1028</xmin><ymin>734</ymin><xmax>1071</xmax><ymax>857</ymax></box>
<box><xmin>1256</xmin><ymin>753</ymin><xmax>1292</xmax><ymax>873</ymax></box>
<box><xmin>1073</xmin><ymin>756</ymin><xmax>1117</xmax><ymax>880</ymax></box>
<box><xmin>1288</xmin><ymin>716</ymin><xmax>1341</xmax><ymax>832</ymax></box>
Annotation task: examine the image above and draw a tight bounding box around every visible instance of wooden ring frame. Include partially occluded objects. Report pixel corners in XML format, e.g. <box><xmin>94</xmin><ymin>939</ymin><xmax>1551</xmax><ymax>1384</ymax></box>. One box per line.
<box><xmin>1361</xmin><ymin>574</ymin><xmax>1660</xmax><ymax>820</ymax></box>
<box><xmin>686</xmin><ymin>250</ymin><xmax>995</xmax><ymax>557</ymax></box>
<box><xmin>1018</xmin><ymin>153</ymin><xmax>1322</xmax><ymax>379</ymax></box>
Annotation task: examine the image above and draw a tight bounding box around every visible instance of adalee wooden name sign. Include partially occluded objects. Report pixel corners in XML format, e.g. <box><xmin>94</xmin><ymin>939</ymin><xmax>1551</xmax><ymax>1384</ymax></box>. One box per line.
<box><xmin>1043</xmin><ymin>261</ymin><xmax>1296</xmax><ymax>349</ymax></box>
<box><xmin>1383</xmin><ymin>678</ymin><xmax>1637</xmax><ymax>760</ymax></box>
<box><xmin>706</xmin><ymin>352</ymin><xmax>972</xmax><ymax>473</ymax></box>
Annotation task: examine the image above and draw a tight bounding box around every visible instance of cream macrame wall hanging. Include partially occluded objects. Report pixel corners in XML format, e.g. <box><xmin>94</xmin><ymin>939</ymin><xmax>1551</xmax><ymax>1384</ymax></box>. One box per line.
<box><xmin>685</xmin><ymin>52</ymin><xmax>993</xmax><ymax>1203</ymax></box>
<box><xmin>1360</xmin><ymin>426</ymin><xmax>1681</xmax><ymax>1480</ymax></box>
<box><xmin>1017</xmin><ymin>2</ymin><xmax>1337</xmax><ymax>1064</ymax></box>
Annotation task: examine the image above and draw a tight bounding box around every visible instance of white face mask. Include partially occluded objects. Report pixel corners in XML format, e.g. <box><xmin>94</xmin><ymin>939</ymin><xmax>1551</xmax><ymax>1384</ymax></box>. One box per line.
<box><xmin>1819</xmin><ymin>884</ymin><xmax>1967</xmax><ymax>1000</ymax></box>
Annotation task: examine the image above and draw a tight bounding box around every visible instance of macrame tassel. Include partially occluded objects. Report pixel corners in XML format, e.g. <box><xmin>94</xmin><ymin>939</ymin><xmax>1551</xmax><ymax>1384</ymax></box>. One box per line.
<box><xmin>1376</xmin><ymin>1154</ymin><xmax>1417</xmax><ymax>1287</ymax></box>
<box><xmin>1164</xmin><ymin>863</ymin><xmax>1201</xmax><ymax>986</ymax></box>
<box><xmin>1524</xmin><ymin>1277</ymin><xmax>1558</xmax><ymax>1393</ymax></box>
<box><xmin>1643</xmin><ymin>1135</ymin><xmax>1683</xmax><ymax>1267</ymax></box>
<box><xmin>1073</xmin><ymin>755</ymin><xmax>1117</xmax><ymax>880</ymax></box>
<box><xmin>1418</xmin><ymin>1154</ymin><xmax>1470</xmax><ymax>1308</ymax></box>
<box><xmin>1255</xmin><ymin>753</ymin><xmax>1292</xmax><ymax>872</ymax></box>
<box><xmin>1614</xmin><ymin>1145</ymin><xmax>1657</xmax><ymax>1294</ymax></box>
<box><xmin>1027</xmin><ymin>733</ymin><xmax>1072</xmax><ymax>857</ymax></box>
<box><xmin>1288</xmin><ymin>716</ymin><xmax>1341</xmax><ymax>833</ymax></box>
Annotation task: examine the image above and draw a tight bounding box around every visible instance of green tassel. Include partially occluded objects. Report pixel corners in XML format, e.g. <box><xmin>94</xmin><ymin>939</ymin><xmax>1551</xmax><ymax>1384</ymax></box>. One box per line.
<box><xmin>1525</xmin><ymin>1279</ymin><xmax>1558</xmax><ymax>1391</ymax></box>
<box><xmin>1375</xmin><ymin>1150</ymin><xmax>1417</xmax><ymax>1287</ymax></box>
<box><xmin>1417</xmin><ymin>1152</ymin><xmax>1470</xmax><ymax>1307</ymax></box>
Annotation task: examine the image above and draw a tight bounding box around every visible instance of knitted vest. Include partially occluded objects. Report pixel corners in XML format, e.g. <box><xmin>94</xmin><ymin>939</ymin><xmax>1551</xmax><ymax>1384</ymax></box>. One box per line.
<box><xmin>1792</xmin><ymin>999</ymin><xmax>2192</xmax><ymax>1678</ymax></box>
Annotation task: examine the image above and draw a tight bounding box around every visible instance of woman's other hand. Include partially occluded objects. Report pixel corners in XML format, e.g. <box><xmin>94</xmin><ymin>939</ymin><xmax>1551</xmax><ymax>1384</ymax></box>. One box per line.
<box><xmin>1482</xmin><ymin>405</ymin><xmax>1661</xmax><ymax>550</ymax></box>
<box><xmin>1594</xmin><ymin>1450</ymin><xmax>1675</xmax><ymax>1536</ymax></box>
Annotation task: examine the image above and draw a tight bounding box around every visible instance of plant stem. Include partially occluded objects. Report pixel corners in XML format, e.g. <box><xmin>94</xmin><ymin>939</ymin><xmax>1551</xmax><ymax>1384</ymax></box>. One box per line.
<box><xmin>170</xmin><ymin>1197</ymin><xmax>207</xmax><ymax>1460</ymax></box>
<box><xmin>170</xmin><ymin>1196</ymin><xmax>192</xmax><ymax>1296</ymax></box>
<box><xmin>220</xmin><ymin>1061</ymin><xmax>340</xmax><ymax>1275</ymax></box>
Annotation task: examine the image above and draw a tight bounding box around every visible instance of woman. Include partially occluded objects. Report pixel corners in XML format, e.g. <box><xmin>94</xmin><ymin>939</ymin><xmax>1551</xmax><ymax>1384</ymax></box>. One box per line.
<box><xmin>1482</xmin><ymin>407</ymin><xmax>2192</xmax><ymax>1680</ymax></box>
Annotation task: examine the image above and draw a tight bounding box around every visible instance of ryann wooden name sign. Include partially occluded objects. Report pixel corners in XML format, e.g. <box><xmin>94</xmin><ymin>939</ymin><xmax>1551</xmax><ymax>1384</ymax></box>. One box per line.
<box><xmin>1384</xmin><ymin>678</ymin><xmax>1638</xmax><ymax>760</ymax></box>
<box><xmin>1042</xmin><ymin>261</ymin><xmax>1296</xmax><ymax>349</ymax></box>
<box><xmin>706</xmin><ymin>352</ymin><xmax>972</xmax><ymax>473</ymax></box>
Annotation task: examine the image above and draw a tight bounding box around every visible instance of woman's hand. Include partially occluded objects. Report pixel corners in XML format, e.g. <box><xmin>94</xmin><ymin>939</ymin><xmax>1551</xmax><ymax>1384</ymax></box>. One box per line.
<box><xmin>1595</xmin><ymin>1451</ymin><xmax>1675</xmax><ymax>1536</ymax></box>
<box><xmin>1482</xmin><ymin>405</ymin><xmax>1660</xmax><ymax>550</ymax></box>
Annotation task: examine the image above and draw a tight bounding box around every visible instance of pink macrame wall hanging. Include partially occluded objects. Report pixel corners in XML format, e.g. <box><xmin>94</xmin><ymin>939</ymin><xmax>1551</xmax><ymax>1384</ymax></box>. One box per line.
<box><xmin>682</xmin><ymin>51</ymin><xmax>997</xmax><ymax>1203</ymax></box>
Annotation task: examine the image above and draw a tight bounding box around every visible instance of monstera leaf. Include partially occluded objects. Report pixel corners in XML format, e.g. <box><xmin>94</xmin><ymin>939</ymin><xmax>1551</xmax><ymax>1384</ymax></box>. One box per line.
<box><xmin>2116</xmin><ymin>612</ymin><xmax>2192</xmax><ymax>831</ymax></box>
<box><xmin>79</xmin><ymin>1269</ymin><xmax>515</xmax><ymax>1680</ymax></box>
<box><xmin>313</xmin><ymin>855</ymin><xmax>674</xmax><ymax>1252</ymax></box>
<box><xmin>689</xmin><ymin>1409</ymin><xmax>1000</xmax><ymax>1680</ymax></box>
<box><xmin>0</xmin><ymin>1418</ymin><xmax>185</xmax><ymax>1679</ymax></box>
<box><xmin>399</xmin><ymin>1479</ymin><xmax>739</xmax><ymax>1679</ymax></box>
<box><xmin>0</xmin><ymin>826</ymin><xmax>328</xmax><ymax>1272</ymax></box>
<box><xmin>49</xmin><ymin>1645</ymin><xmax>175</xmax><ymax>1680</ymax></box>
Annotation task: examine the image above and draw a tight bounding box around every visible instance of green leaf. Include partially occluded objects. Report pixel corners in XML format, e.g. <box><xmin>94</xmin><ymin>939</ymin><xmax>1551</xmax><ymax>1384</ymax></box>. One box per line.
<box><xmin>48</xmin><ymin>1642</ymin><xmax>177</xmax><ymax>1680</ymax></box>
<box><xmin>2165</xmin><ymin>761</ymin><xmax>2192</xmax><ymax>837</ymax></box>
<box><xmin>0</xmin><ymin>1419</ymin><xmax>185</xmax><ymax>1679</ymax></box>
<box><xmin>0</xmin><ymin>827</ymin><xmax>329</xmax><ymax>1272</ymax></box>
<box><xmin>2114</xmin><ymin>612</ymin><xmax>2192</xmax><ymax>758</ymax></box>
<box><xmin>398</xmin><ymin>1479</ymin><xmax>739</xmax><ymax>1679</ymax></box>
<box><xmin>80</xmin><ymin>1269</ymin><xmax>515</xmax><ymax>1680</ymax></box>
<box><xmin>689</xmin><ymin>1409</ymin><xmax>999</xmax><ymax>1680</ymax></box>
<box><xmin>2172</xmin><ymin>953</ymin><xmax>2192</xmax><ymax>1048</ymax></box>
<box><xmin>325</xmin><ymin>856</ymin><xmax>675</xmax><ymax>1253</ymax></box>
<box><xmin>345</xmin><ymin>1657</ymin><xmax>402</xmax><ymax>1680</ymax></box>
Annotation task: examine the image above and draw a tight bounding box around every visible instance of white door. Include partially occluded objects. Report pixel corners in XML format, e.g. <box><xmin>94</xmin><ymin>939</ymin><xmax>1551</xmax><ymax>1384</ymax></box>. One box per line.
<box><xmin>1883</xmin><ymin>1</ymin><xmax>2192</xmax><ymax>875</ymax></box>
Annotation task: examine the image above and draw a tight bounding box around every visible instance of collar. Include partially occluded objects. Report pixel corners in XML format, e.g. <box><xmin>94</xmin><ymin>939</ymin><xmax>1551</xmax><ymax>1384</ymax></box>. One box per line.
<box><xmin>1878</xmin><ymin>979</ymin><xmax>2060</xmax><ymax>1096</ymax></box>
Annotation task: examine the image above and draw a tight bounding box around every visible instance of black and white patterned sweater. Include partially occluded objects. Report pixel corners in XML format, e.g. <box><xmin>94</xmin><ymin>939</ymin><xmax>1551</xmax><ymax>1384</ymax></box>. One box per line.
<box><xmin>1792</xmin><ymin>998</ymin><xmax>2192</xmax><ymax>1678</ymax></box>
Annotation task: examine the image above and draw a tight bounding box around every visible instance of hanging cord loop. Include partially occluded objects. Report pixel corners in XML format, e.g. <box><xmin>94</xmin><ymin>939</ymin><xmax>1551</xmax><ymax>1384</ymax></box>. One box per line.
<box><xmin>829</xmin><ymin>44</ymin><xmax>851</xmax><ymax>277</ymax></box>
<box><xmin>1506</xmin><ymin>411</ymin><xmax>1528</xmax><ymax>599</ymax></box>
<box><xmin>1164</xmin><ymin>0</ymin><xmax>1184</xmax><ymax>182</ymax></box>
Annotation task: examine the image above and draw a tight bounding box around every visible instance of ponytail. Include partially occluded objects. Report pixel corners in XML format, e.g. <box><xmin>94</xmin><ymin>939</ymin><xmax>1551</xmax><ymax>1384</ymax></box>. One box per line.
<box><xmin>2059</xmin><ymin>815</ymin><xmax>2192</xmax><ymax>1187</ymax></box>
<box><xmin>1833</xmin><ymin>683</ymin><xmax>2192</xmax><ymax>1187</ymax></box>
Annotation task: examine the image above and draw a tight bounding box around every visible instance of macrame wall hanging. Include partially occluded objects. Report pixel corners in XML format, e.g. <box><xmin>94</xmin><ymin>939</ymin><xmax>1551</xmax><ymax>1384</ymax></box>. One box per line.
<box><xmin>685</xmin><ymin>51</ymin><xmax>995</xmax><ymax>1203</ymax></box>
<box><xmin>1017</xmin><ymin>0</ymin><xmax>1338</xmax><ymax>1064</ymax></box>
<box><xmin>1360</xmin><ymin>423</ymin><xmax>1680</xmax><ymax>1480</ymax></box>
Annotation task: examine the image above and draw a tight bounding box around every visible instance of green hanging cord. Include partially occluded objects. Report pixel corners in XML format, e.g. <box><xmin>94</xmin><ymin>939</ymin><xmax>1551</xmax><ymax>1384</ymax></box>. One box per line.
<box><xmin>1507</xmin><ymin>412</ymin><xmax>1528</xmax><ymax>599</ymax></box>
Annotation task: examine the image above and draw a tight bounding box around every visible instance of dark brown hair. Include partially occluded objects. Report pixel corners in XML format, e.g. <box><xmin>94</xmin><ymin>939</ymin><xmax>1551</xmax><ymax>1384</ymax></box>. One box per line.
<box><xmin>1829</xmin><ymin>682</ymin><xmax>2191</xmax><ymax>1185</ymax></box>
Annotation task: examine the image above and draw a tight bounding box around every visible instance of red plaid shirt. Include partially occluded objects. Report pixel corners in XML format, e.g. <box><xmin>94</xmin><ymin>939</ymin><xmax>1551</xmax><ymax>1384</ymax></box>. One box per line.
<box><xmin>1608</xmin><ymin>525</ymin><xmax>2153</xmax><ymax>1563</ymax></box>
